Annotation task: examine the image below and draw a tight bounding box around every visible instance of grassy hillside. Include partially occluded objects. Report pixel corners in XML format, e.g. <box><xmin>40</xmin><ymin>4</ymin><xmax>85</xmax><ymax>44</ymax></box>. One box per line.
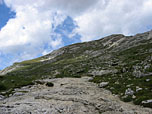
<box><xmin>0</xmin><ymin>31</ymin><xmax>152</xmax><ymax>108</ymax></box>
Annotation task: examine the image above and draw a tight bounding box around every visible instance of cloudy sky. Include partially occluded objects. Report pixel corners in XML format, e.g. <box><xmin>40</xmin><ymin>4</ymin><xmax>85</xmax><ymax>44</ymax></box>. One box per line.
<box><xmin>0</xmin><ymin>0</ymin><xmax>152</xmax><ymax>69</ymax></box>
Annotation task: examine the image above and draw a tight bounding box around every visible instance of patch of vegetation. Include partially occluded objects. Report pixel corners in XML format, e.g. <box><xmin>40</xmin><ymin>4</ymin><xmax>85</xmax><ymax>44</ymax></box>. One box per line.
<box><xmin>46</xmin><ymin>82</ymin><xmax>54</xmax><ymax>87</ymax></box>
<box><xmin>19</xmin><ymin>57</ymin><xmax>43</xmax><ymax>65</ymax></box>
<box><xmin>122</xmin><ymin>95</ymin><xmax>133</xmax><ymax>102</ymax></box>
<box><xmin>0</xmin><ymin>84</ymin><xmax>7</xmax><ymax>91</ymax></box>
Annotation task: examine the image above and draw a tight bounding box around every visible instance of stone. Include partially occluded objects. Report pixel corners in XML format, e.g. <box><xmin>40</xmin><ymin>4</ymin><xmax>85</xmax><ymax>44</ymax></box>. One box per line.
<box><xmin>142</xmin><ymin>99</ymin><xmax>152</xmax><ymax>104</ymax></box>
<box><xmin>136</xmin><ymin>86</ymin><xmax>143</xmax><ymax>92</ymax></box>
<box><xmin>125</xmin><ymin>88</ymin><xmax>134</xmax><ymax>96</ymax></box>
<box><xmin>90</xmin><ymin>69</ymin><xmax>117</xmax><ymax>76</ymax></box>
<box><xmin>122</xmin><ymin>68</ymin><xmax>126</xmax><ymax>73</ymax></box>
<box><xmin>144</xmin><ymin>65</ymin><xmax>150</xmax><ymax>70</ymax></box>
<box><xmin>35</xmin><ymin>80</ymin><xmax>45</xmax><ymax>85</ymax></box>
<box><xmin>133</xmin><ymin>70</ymin><xmax>142</xmax><ymax>78</ymax></box>
<box><xmin>99</xmin><ymin>82</ymin><xmax>109</xmax><ymax>88</ymax></box>
<box><xmin>146</xmin><ymin>79</ymin><xmax>150</xmax><ymax>82</ymax></box>
<box><xmin>0</xmin><ymin>95</ymin><xmax>4</xmax><ymax>100</ymax></box>
<box><xmin>13</xmin><ymin>92</ymin><xmax>25</xmax><ymax>96</ymax></box>
<box><xmin>132</xmin><ymin>95</ymin><xmax>136</xmax><ymax>99</ymax></box>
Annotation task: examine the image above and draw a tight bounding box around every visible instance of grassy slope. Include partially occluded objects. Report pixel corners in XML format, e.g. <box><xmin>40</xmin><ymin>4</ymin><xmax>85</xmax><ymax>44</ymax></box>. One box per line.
<box><xmin>0</xmin><ymin>33</ymin><xmax>152</xmax><ymax>108</ymax></box>
<box><xmin>91</xmin><ymin>42</ymin><xmax>152</xmax><ymax>107</ymax></box>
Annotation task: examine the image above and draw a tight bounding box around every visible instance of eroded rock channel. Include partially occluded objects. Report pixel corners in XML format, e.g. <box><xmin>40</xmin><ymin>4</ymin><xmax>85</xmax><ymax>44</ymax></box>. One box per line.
<box><xmin>0</xmin><ymin>77</ymin><xmax>152</xmax><ymax>114</ymax></box>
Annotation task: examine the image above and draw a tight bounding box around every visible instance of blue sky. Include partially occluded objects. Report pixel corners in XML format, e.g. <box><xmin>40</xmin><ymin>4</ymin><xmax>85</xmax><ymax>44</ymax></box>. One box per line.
<box><xmin>0</xmin><ymin>0</ymin><xmax>152</xmax><ymax>70</ymax></box>
<box><xmin>0</xmin><ymin>2</ymin><xmax>15</xmax><ymax>29</ymax></box>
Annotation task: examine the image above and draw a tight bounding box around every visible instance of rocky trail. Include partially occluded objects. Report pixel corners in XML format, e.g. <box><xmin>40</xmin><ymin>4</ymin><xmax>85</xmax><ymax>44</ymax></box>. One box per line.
<box><xmin>0</xmin><ymin>77</ymin><xmax>152</xmax><ymax>114</ymax></box>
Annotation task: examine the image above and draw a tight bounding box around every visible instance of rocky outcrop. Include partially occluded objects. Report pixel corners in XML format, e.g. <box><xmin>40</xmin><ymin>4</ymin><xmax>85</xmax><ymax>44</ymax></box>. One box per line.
<box><xmin>0</xmin><ymin>64</ymin><xmax>21</xmax><ymax>76</ymax></box>
<box><xmin>0</xmin><ymin>77</ymin><xmax>152</xmax><ymax>114</ymax></box>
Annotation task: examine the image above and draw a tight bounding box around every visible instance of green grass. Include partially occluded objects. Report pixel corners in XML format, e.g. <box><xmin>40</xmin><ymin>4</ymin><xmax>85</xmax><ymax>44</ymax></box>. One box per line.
<box><xmin>19</xmin><ymin>57</ymin><xmax>42</xmax><ymax>65</ymax></box>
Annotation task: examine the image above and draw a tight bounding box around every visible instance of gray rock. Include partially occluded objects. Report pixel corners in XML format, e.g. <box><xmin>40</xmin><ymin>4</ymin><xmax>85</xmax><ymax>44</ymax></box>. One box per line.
<box><xmin>144</xmin><ymin>64</ymin><xmax>150</xmax><ymax>70</ymax></box>
<box><xmin>142</xmin><ymin>72</ymin><xmax>152</xmax><ymax>77</ymax></box>
<box><xmin>122</xmin><ymin>68</ymin><xmax>126</xmax><ymax>73</ymax></box>
<box><xmin>133</xmin><ymin>70</ymin><xmax>142</xmax><ymax>78</ymax></box>
<box><xmin>99</xmin><ymin>82</ymin><xmax>109</xmax><ymax>88</ymax></box>
<box><xmin>0</xmin><ymin>64</ymin><xmax>22</xmax><ymax>76</ymax></box>
<box><xmin>125</xmin><ymin>88</ymin><xmax>134</xmax><ymax>95</ymax></box>
<box><xmin>146</xmin><ymin>79</ymin><xmax>150</xmax><ymax>82</ymax></box>
<box><xmin>90</xmin><ymin>69</ymin><xmax>117</xmax><ymax>76</ymax></box>
<box><xmin>13</xmin><ymin>92</ymin><xmax>25</xmax><ymax>96</ymax></box>
<box><xmin>0</xmin><ymin>95</ymin><xmax>4</xmax><ymax>100</ymax></box>
<box><xmin>132</xmin><ymin>95</ymin><xmax>136</xmax><ymax>99</ymax></box>
<box><xmin>136</xmin><ymin>87</ymin><xmax>143</xmax><ymax>92</ymax></box>
<box><xmin>142</xmin><ymin>99</ymin><xmax>152</xmax><ymax>104</ymax></box>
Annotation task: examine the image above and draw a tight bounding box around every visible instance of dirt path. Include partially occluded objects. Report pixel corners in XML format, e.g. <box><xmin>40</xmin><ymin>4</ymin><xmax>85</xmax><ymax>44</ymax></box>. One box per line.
<box><xmin>0</xmin><ymin>77</ymin><xmax>152</xmax><ymax>114</ymax></box>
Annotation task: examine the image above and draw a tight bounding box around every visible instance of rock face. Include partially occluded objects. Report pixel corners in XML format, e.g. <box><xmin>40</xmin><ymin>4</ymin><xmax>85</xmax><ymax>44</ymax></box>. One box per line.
<box><xmin>0</xmin><ymin>64</ymin><xmax>21</xmax><ymax>76</ymax></box>
<box><xmin>0</xmin><ymin>77</ymin><xmax>152</xmax><ymax>114</ymax></box>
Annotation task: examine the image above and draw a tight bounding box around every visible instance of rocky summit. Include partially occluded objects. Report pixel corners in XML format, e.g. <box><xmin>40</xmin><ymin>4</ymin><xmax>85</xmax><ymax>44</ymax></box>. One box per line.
<box><xmin>0</xmin><ymin>30</ymin><xmax>152</xmax><ymax>113</ymax></box>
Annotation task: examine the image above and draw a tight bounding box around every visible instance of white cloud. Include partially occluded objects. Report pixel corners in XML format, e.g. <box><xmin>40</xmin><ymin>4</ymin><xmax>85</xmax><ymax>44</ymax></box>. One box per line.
<box><xmin>74</xmin><ymin>0</ymin><xmax>152</xmax><ymax>41</ymax></box>
<box><xmin>0</xmin><ymin>0</ymin><xmax>66</xmax><ymax>62</ymax></box>
<box><xmin>0</xmin><ymin>0</ymin><xmax>152</xmax><ymax>68</ymax></box>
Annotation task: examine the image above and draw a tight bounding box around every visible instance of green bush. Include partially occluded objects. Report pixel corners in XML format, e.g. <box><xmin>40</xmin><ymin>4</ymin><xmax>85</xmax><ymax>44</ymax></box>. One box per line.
<box><xmin>0</xmin><ymin>84</ymin><xmax>7</xmax><ymax>91</ymax></box>
<box><xmin>133</xmin><ymin>96</ymin><xmax>150</xmax><ymax>105</ymax></box>
<box><xmin>122</xmin><ymin>95</ymin><xmax>133</xmax><ymax>102</ymax></box>
<box><xmin>142</xmin><ymin>102</ymin><xmax>152</xmax><ymax>108</ymax></box>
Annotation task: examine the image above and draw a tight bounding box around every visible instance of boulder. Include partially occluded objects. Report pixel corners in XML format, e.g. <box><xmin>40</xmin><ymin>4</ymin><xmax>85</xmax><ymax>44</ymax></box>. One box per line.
<box><xmin>146</xmin><ymin>79</ymin><xmax>150</xmax><ymax>82</ymax></box>
<box><xmin>0</xmin><ymin>95</ymin><xmax>4</xmax><ymax>100</ymax></box>
<box><xmin>125</xmin><ymin>88</ymin><xmax>134</xmax><ymax>96</ymax></box>
<box><xmin>142</xmin><ymin>99</ymin><xmax>152</xmax><ymax>104</ymax></box>
<box><xmin>136</xmin><ymin>87</ymin><xmax>143</xmax><ymax>92</ymax></box>
<box><xmin>99</xmin><ymin>82</ymin><xmax>109</xmax><ymax>88</ymax></box>
<box><xmin>133</xmin><ymin>70</ymin><xmax>142</xmax><ymax>78</ymax></box>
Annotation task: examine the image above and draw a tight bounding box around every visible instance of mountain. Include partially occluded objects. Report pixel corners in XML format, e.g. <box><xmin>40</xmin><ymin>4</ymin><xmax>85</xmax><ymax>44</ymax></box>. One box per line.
<box><xmin>0</xmin><ymin>30</ymin><xmax>152</xmax><ymax>109</ymax></box>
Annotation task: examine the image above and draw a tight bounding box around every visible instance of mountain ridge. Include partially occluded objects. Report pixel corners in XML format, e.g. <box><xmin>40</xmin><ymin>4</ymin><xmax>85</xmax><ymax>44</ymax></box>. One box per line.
<box><xmin>0</xmin><ymin>30</ymin><xmax>152</xmax><ymax>109</ymax></box>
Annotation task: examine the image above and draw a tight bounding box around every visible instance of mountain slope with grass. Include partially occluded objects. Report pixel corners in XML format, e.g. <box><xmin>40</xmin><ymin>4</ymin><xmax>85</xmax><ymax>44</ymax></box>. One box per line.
<box><xmin>0</xmin><ymin>30</ymin><xmax>152</xmax><ymax>109</ymax></box>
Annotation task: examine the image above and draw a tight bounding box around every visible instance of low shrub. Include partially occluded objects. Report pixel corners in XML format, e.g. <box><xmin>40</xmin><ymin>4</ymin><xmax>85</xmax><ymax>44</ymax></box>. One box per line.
<box><xmin>46</xmin><ymin>82</ymin><xmax>54</xmax><ymax>87</ymax></box>
<box><xmin>122</xmin><ymin>95</ymin><xmax>133</xmax><ymax>102</ymax></box>
<box><xmin>0</xmin><ymin>84</ymin><xmax>7</xmax><ymax>91</ymax></box>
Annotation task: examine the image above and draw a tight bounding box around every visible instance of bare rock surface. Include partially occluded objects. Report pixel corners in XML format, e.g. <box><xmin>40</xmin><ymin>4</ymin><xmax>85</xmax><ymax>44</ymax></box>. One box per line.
<box><xmin>0</xmin><ymin>64</ymin><xmax>21</xmax><ymax>76</ymax></box>
<box><xmin>0</xmin><ymin>77</ymin><xmax>152</xmax><ymax>114</ymax></box>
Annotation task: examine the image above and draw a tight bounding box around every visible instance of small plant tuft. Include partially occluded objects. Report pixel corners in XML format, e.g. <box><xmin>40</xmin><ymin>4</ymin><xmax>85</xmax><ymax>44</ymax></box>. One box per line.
<box><xmin>46</xmin><ymin>82</ymin><xmax>54</xmax><ymax>87</ymax></box>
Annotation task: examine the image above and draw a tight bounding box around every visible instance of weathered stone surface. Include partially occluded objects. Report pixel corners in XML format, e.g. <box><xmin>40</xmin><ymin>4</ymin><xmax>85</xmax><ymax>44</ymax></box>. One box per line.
<box><xmin>0</xmin><ymin>77</ymin><xmax>152</xmax><ymax>114</ymax></box>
